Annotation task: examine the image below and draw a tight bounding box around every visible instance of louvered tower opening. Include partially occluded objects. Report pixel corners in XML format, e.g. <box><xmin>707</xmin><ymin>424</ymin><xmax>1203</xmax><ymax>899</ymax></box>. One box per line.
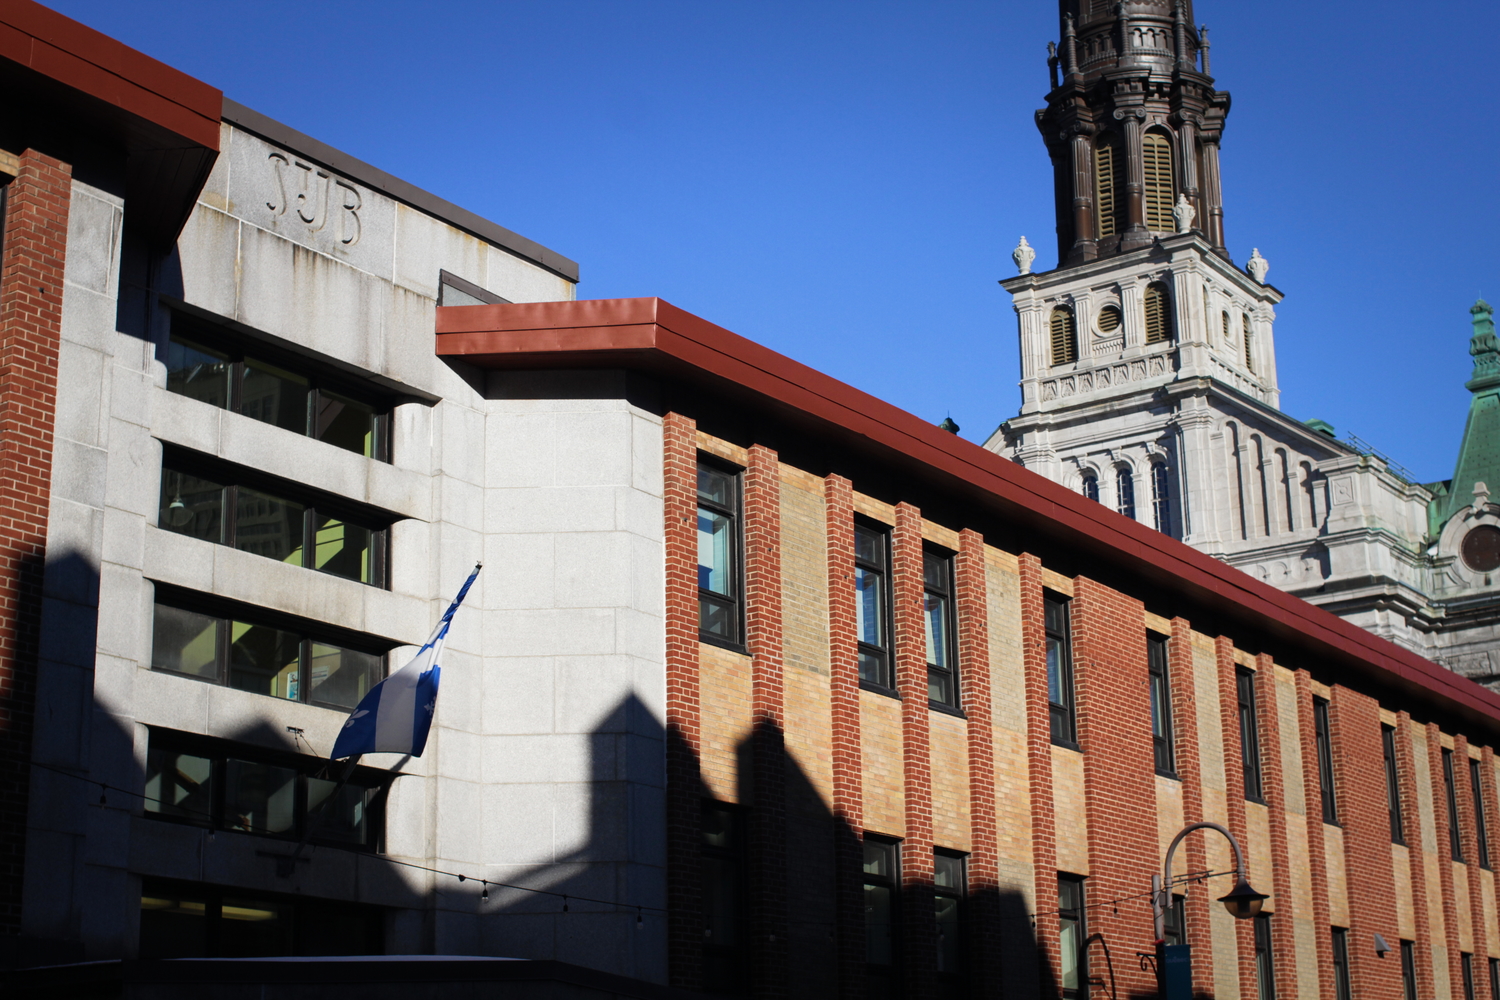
<box><xmin>1095</xmin><ymin>137</ymin><xmax>1121</xmax><ymax>239</ymax></box>
<box><xmin>1143</xmin><ymin>132</ymin><xmax>1175</xmax><ymax>232</ymax></box>
<box><xmin>1242</xmin><ymin>313</ymin><xmax>1254</xmax><ymax>371</ymax></box>
<box><xmin>1144</xmin><ymin>283</ymin><xmax>1172</xmax><ymax>344</ymax></box>
<box><xmin>1050</xmin><ymin>307</ymin><xmax>1078</xmax><ymax>366</ymax></box>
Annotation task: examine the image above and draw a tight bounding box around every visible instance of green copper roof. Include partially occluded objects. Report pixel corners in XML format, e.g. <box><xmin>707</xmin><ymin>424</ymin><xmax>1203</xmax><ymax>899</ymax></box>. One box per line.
<box><xmin>1430</xmin><ymin>299</ymin><xmax>1500</xmax><ymax>536</ymax></box>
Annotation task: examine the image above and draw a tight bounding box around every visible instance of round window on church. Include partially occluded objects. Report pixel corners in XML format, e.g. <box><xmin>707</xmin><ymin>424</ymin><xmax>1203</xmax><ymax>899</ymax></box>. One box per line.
<box><xmin>1097</xmin><ymin>305</ymin><xmax>1122</xmax><ymax>334</ymax></box>
<box><xmin>1461</xmin><ymin>525</ymin><xmax>1500</xmax><ymax>572</ymax></box>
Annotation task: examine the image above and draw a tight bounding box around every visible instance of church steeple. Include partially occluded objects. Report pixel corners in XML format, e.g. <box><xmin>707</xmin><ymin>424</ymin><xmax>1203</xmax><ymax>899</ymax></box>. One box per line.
<box><xmin>1039</xmin><ymin>0</ymin><xmax>1231</xmax><ymax>267</ymax></box>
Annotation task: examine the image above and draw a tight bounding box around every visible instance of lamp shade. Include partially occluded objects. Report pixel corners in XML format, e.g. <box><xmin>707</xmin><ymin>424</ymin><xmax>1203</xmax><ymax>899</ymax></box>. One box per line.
<box><xmin>1218</xmin><ymin>876</ymin><xmax>1269</xmax><ymax>919</ymax></box>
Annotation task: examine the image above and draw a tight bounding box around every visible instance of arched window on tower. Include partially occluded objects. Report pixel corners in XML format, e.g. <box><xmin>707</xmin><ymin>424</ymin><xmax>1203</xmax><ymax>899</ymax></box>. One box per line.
<box><xmin>1080</xmin><ymin>473</ymin><xmax>1099</xmax><ymax>502</ymax></box>
<box><xmin>1050</xmin><ymin>307</ymin><xmax>1078</xmax><ymax>366</ymax></box>
<box><xmin>1144</xmin><ymin>283</ymin><xmax>1173</xmax><ymax>344</ymax></box>
<box><xmin>1151</xmin><ymin>462</ymin><xmax>1172</xmax><ymax>534</ymax></box>
<box><xmin>1094</xmin><ymin>136</ymin><xmax>1122</xmax><ymax>239</ymax></box>
<box><xmin>1117</xmin><ymin>466</ymin><xmax>1136</xmax><ymax>520</ymax></box>
<box><xmin>1242</xmin><ymin>313</ymin><xmax>1254</xmax><ymax>371</ymax></box>
<box><xmin>1142</xmin><ymin>132</ymin><xmax>1175</xmax><ymax>232</ymax></box>
<box><xmin>1221</xmin><ymin>310</ymin><xmax>1231</xmax><ymax>349</ymax></box>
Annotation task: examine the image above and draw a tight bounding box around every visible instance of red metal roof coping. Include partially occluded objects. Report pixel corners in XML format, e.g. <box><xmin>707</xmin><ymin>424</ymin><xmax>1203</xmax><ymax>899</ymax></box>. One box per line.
<box><xmin>0</xmin><ymin>0</ymin><xmax>220</xmax><ymax>150</ymax></box>
<box><xmin>436</xmin><ymin>296</ymin><xmax>1500</xmax><ymax>734</ymax></box>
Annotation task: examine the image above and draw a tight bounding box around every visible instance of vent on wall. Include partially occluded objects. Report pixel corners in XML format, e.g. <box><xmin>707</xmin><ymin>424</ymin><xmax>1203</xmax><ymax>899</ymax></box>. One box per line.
<box><xmin>1144</xmin><ymin>284</ymin><xmax>1172</xmax><ymax>344</ymax></box>
<box><xmin>1142</xmin><ymin>133</ymin><xmax>1175</xmax><ymax>232</ymax></box>
<box><xmin>1050</xmin><ymin>308</ymin><xmax>1079</xmax><ymax>366</ymax></box>
<box><xmin>1095</xmin><ymin>138</ymin><xmax>1120</xmax><ymax>239</ymax></box>
<box><xmin>438</xmin><ymin>269</ymin><xmax>510</xmax><ymax>307</ymax></box>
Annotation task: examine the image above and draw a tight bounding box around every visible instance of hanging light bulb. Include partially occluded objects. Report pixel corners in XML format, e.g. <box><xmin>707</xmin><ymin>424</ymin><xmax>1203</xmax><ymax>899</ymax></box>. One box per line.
<box><xmin>165</xmin><ymin>494</ymin><xmax>194</xmax><ymax>528</ymax></box>
<box><xmin>481</xmin><ymin>882</ymin><xmax>489</xmax><ymax>903</ymax></box>
<box><xmin>562</xmin><ymin>896</ymin><xmax>569</xmax><ymax>913</ymax></box>
<box><xmin>98</xmin><ymin>784</ymin><xmax>107</xmax><ymax>806</ymax></box>
<box><xmin>637</xmin><ymin>906</ymin><xmax>643</xmax><ymax>928</ymax></box>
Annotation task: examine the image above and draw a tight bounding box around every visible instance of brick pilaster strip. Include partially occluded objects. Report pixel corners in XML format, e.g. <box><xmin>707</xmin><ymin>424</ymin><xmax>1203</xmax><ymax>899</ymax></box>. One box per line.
<box><xmin>1017</xmin><ymin>554</ymin><xmax>1059</xmax><ymax>990</ymax></box>
<box><xmin>955</xmin><ymin>528</ymin><xmax>999</xmax><ymax>998</ymax></box>
<box><xmin>892</xmin><ymin>502</ymin><xmax>935</xmax><ymax>1000</ymax></box>
<box><xmin>1394</xmin><ymin>713</ymin><xmax>1436</xmax><ymax>999</ymax></box>
<box><xmin>1071</xmin><ymin>577</ymin><xmax>1155</xmax><ymax>998</ymax></box>
<box><xmin>1454</xmin><ymin>735</ymin><xmax>1490</xmax><ymax>1000</ymax></box>
<box><xmin>1214</xmin><ymin>635</ymin><xmax>1256</xmax><ymax>998</ymax></box>
<box><xmin>1254</xmin><ymin>657</ymin><xmax>1299</xmax><ymax>1000</ymax></box>
<box><xmin>1295</xmin><ymin>671</ymin><xmax>1336</xmax><ymax>1000</ymax></box>
<box><xmin>662</xmin><ymin>412</ymin><xmax>703</xmax><ymax>989</ymax></box>
<box><xmin>745</xmin><ymin>444</ymin><xmax>788</xmax><ymax>999</ymax></box>
<box><xmin>0</xmin><ymin>149</ymin><xmax>71</xmax><ymax>932</ymax></box>
<box><xmin>824</xmin><ymin>475</ymin><xmax>865</xmax><ymax>1000</ymax></box>
<box><xmin>1427</xmin><ymin>722</ymin><xmax>1464</xmax><ymax>998</ymax></box>
<box><xmin>1329</xmin><ymin>686</ymin><xmax>1401</xmax><ymax>1000</ymax></box>
<box><xmin>1483</xmin><ymin>746</ymin><xmax>1500</xmax><ymax>901</ymax></box>
<box><xmin>1168</xmin><ymin>619</ymin><xmax>1214</xmax><ymax>994</ymax></box>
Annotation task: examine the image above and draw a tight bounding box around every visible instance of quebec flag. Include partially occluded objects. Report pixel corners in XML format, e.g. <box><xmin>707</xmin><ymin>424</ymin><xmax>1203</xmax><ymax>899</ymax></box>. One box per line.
<box><xmin>330</xmin><ymin>564</ymin><xmax>481</xmax><ymax>760</ymax></box>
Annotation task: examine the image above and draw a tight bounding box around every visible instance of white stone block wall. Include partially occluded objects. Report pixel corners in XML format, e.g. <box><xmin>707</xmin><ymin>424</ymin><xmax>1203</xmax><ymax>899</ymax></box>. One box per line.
<box><xmin>24</xmin><ymin>122</ymin><xmax>669</xmax><ymax>982</ymax></box>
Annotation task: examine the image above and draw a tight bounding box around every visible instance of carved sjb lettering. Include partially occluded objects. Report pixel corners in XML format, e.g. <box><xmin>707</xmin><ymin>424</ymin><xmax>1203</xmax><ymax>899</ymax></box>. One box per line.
<box><xmin>266</xmin><ymin>152</ymin><xmax>362</xmax><ymax>246</ymax></box>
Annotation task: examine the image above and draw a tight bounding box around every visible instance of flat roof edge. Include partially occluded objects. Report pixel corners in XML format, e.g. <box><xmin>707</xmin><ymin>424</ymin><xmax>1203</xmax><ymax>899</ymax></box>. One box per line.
<box><xmin>221</xmin><ymin>98</ymin><xmax>579</xmax><ymax>283</ymax></box>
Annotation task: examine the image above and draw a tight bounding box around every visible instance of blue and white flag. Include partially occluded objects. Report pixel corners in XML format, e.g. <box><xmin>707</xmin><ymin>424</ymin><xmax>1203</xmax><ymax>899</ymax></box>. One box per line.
<box><xmin>330</xmin><ymin>564</ymin><xmax>481</xmax><ymax>760</ymax></box>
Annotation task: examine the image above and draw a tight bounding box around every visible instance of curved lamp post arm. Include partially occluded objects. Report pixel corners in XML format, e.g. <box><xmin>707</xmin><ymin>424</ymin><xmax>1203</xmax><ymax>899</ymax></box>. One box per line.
<box><xmin>1152</xmin><ymin>821</ymin><xmax>1246</xmax><ymax>941</ymax></box>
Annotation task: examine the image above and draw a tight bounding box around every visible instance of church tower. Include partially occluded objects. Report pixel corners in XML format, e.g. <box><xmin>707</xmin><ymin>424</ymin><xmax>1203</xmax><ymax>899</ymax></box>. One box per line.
<box><xmin>989</xmin><ymin>0</ymin><xmax>1444</xmax><ymax>662</ymax></box>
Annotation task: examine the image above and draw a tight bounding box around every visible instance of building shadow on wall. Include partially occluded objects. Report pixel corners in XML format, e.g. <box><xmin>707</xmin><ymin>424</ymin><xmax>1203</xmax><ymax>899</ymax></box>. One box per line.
<box><xmin>477</xmin><ymin>690</ymin><xmax>1053</xmax><ymax>999</ymax></box>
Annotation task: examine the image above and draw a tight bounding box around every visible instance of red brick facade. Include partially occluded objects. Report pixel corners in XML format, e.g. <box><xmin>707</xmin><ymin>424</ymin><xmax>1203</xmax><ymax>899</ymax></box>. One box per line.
<box><xmin>1295</xmin><ymin>670</ymin><xmax>1337</xmax><ymax>1000</ymax></box>
<box><xmin>1214</xmin><ymin>636</ymin><xmax>1256</xmax><ymax>996</ymax></box>
<box><xmin>1167</xmin><ymin>620</ymin><xmax>1216</xmax><ymax>995</ymax></box>
<box><xmin>1253</xmin><ymin>657</ymin><xmax>1298</xmax><ymax>1000</ymax></box>
<box><xmin>1018</xmin><ymin>554</ymin><xmax>1060</xmax><ymax>990</ymax></box>
<box><xmin>1455</xmin><ymin>734</ymin><xmax>1491</xmax><ymax>1000</ymax></box>
<box><xmin>0</xmin><ymin>149</ymin><xmax>71</xmax><ymax>932</ymax></box>
<box><xmin>1429</xmin><ymin>721</ymin><xmax>1465</xmax><ymax>998</ymax></box>
<box><xmin>1395</xmin><ymin>712</ymin><xmax>1437</xmax><ymax>998</ymax></box>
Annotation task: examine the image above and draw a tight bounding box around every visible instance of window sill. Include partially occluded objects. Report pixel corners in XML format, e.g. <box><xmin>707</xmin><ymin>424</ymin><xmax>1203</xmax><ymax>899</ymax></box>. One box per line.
<box><xmin>929</xmin><ymin>701</ymin><xmax>966</xmax><ymax>720</ymax></box>
<box><xmin>1051</xmin><ymin>738</ymin><xmax>1081</xmax><ymax>753</ymax></box>
<box><xmin>1245</xmin><ymin>795</ymin><xmax>1267</xmax><ymax>806</ymax></box>
<box><xmin>1155</xmin><ymin>769</ymin><xmax>1179</xmax><ymax>781</ymax></box>
<box><xmin>859</xmin><ymin>680</ymin><xmax>901</xmax><ymax>700</ymax></box>
<box><xmin>698</xmin><ymin>634</ymin><xmax>748</xmax><ymax>656</ymax></box>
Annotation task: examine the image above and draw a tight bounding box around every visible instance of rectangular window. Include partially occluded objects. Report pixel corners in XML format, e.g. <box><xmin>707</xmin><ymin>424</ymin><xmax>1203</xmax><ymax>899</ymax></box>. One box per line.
<box><xmin>854</xmin><ymin>522</ymin><xmax>893</xmax><ymax>691</ymax></box>
<box><xmin>1253</xmin><ymin>914</ymin><xmax>1276</xmax><ymax>1000</ymax></box>
<box><xmin>1401</xmin><ymin>941</ymin><xmax>1418</xmax><ymax>1000</ymax></box>
<box><xmin>1045</xmin><ymin>596</ymin><xmax>1076</xmax><ymax>746</ymax></box>
<box><xmin>1314</xmin><ymin>697</ymin><xmax>1338</xmax><ymax>824</ymax></box>
<box><xmin>166</xmin><ymin>311</ymin><xmax>390</xmax><ymax>461</ymax></box>
<box><xmin>863</xmin><ymin>837</ymin><xmax>901</xmax><ymax>989</ymax></box>
<box><xmin>1148</xmin><ymin>633</ymin><xmax>1174</xmax><ymax>775</ymax></box>
<box><xmin>1470</xmin><ymin>758</ymin><xmax>1491</xmax><ymax>869</ymax></box>
<box><xmin>1332</xmin><ymin>927</ymin><xmax>1352</xmax><ymax>1000</ymax></box>
<box><xmin>924</xmin><ymin>549</ymin><xmax>959</xmax><ymax>709</ymax></box>
<box><xmin>1058</xmin><ymin>875</ymin><xmax>1087</xmax><ymax>999</ymax></box>
<box><xmin>1444</xmin><ymin>748</ymin><xmax>1465</xmax><ymax>862</ymax></box>
<box><xmin>1384</xmin><ymin>725</ymin><xmax>1406</xmax><ymax>844</ymax></box>
<box><xmin>1163</xmin><ymin>893</ymin><xmax>1186</xmax><ymax>947</ymax></box>
<box><xmin>1489</xmin><ymin>956</ymin><xmax>1499</xmax><ymax>1000</ymax></box>
<box><xmin>1237</xmin><ymin>669</ymin><xmax>1264</xmax><ymax>801</ymax></box>
<box><xmin>697</xmin><ymin>460</ymin><xmax>742</xmax><ymax>646</ymax></box>
<box><xmin>160</xmin><ymin>451</ymin><xmax>389</xmax><ymax>587</ymax></box>
<box><xmin>1463</xmin><ymin>953</ymin><xmax>1476</xmax><ymax>1000</ymax></box>
<box><xmin>934</xmin><ymin>850</ymin><xmax>966</xmax><ymax>990</ymax></box>
<box><xmin>701</xmin><ymin>802</ymin><xmax>745</xmax><ymax>993</ymax></box>
<box><xmin>151</xmin><ymin>594</ymin><xmax>387</xmax><ymax>710</ymax></box>
<box><xmin>143</xmin><ymin>730</ymin><xmax>387</xmax><ymax>850</ymax></box>
<box><xmin>140</xmin><ymin>878</ymin><xmax>383</xmax><ymax>958</ymax></box>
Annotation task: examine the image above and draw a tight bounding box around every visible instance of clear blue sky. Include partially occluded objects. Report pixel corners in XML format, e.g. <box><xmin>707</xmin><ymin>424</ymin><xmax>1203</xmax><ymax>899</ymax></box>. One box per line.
<box><xmin>48</xmin><ymin>0</ymin><xmax>1500</xmax><ymax>484</ymax></box>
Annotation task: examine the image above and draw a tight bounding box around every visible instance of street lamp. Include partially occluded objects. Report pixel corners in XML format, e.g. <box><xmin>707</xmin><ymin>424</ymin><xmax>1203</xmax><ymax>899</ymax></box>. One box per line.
<box><xmin>1153</xmin><ymin>821</ymin><xmax>1268</xmax><ymax>998</ymax></box>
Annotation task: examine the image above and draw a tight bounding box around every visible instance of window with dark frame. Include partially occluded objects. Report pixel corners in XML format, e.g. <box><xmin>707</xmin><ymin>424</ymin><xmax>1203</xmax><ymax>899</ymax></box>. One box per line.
<box><xmin>1331</xmin><ymin>927</ymin><xmax>1352</xmax><ymax>1000</ymax></box>
<box><xmin>140</xmin><ymin>877</ymin><xmax>383</xmax><ymax>959</ymax></box>
<box><xmin>924</xmin><ymin>548</ymin><xmax>959</xmax><ymax>709</ymax></box>
<box><xmin>1463</xmin><ymin>952</ymin><xmax>1477</xmax><ymax>1000</ymax></box>
<box><xmin>1058</xmin><ymin>875</ymin><xmax>1087</xmax><ymax>999</ymax></box>
<box><xmin>1402</xmin><ymin>941</ymin><xmax>1418</xmax><ymax>1000</ymax></box>
<box><xmin>1116</xmin><ymin>466</ymin><xmax>1136</xmax><ymax>519</ymax></box>
<box><xmin>701</xmin><ymin>802</ymin><xmax>746</xmax><ymax>994</ymax></box>
<box><xmin>1314</xmin><ymin>697</ymin><xmax>1338</xmax><ymax>824</ymax></box>
<box><xmin>697</xmin><ymin>460</ymin><xmax>743</xmax><ymax>646</ymax></box>
<box><xmin>1444</xmin><ymin>748</ymin><xmax>1465</xmax><ymax>862</ymax></box>
<box><xmin>855</xmin><ymin>522</ymin><xmax>894</xmax><ymax>692</ymax></box>
<box><xmin>1237</xmin><ymin>669</ymin><xmax>1264</xmax><ymax>801</ymax></box>
<box><xmin>1148</xmin><ymin>632</ymin><xmax>1175</xmax><ymax>776</ymax></box>
<box><xmin>1384</xmin><ymin>725</ymin><xmax>1406</xmax><ymax>844</ymax></box>
<box><xmin>1253</xmin><ymin>913</ymin><xmax>1276</xmax><ymax>1000</ymax></box>
<box><xmin>863</xmin><ymin>836</ymin><xmax>901</xmax><ymax>996</ymax></box>
<box><xmin>143</xmin><ymin>729</ymin><xmax>388</xmax><ymax>850</ymax></box>
<box><xmin>1163</xmin><ymin>893</ymin><xmax>1186</xmax><ymax>947</ymax></box>
<box><xmin>151</xmin><ymin>594</ymin><xmax>387</xmax><ymax>711</ymax></box>
<box><xmin>1045</xmin><ymin>596</ymin><xmax>1076</xmax><ymax>746</ymax></box>
<box><xmin>1081</xmin><ymin>473</ymin><xmax>1099</xmax><ymax>503</ymax></box>
<box><xmin>1489</xmin><ymin>956</ymin><xmax>1499</xmax><ymax>1000</ymax></box>
<box><xmin>1151</xmin><ymin>462</ymin><xmax>1172</xmax><ymax>534</ymax></box>
<box><xmin>165</xmin><ymin>310</ymin><xmax>391</xmax><ymax>462</ymax></box>
<box><xmin>159</xmin><ymin>451</ymin><xmax>389</xmax><ymax>588</ymax></box>
<box><xmin>1470</xmin><ymin>758</ymin><xmax>1491</xmax><ymax>870</ymax></box>
<box><xmin>934</xmin><ymin>849</ymin><xmax>966</xmax><ymax>993</ymax></box>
